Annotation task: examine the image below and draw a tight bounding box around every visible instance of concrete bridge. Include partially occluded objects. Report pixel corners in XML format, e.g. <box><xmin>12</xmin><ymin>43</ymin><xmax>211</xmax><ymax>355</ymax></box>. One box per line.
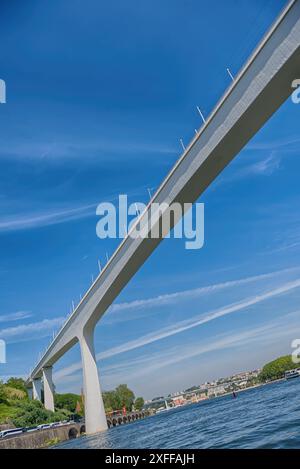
<box><xmin>107</xmin><ymin>411</ymin><xmax>149</xmax><ymax>428</ymax></box>
<box><xmin>26</xmin><ymin>0</ymin><xmax>300</xmax><ymax>435</ymax></box>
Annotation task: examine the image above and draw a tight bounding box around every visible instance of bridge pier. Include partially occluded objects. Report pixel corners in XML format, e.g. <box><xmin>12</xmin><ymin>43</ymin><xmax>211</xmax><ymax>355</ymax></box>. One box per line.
<box><xmin>32</xmin><ymin>377</ymin><xmax>42</xmax><ymax>401</ymax></box>
<box><xmin>43</xmin><ymin>366</ymin><xmax>55</xmax><ymax>412</ymax></box>
<box><xmin>79</xmin><ymin>325</ymin><xmax>107</xmax><ymax>434</ymax></box>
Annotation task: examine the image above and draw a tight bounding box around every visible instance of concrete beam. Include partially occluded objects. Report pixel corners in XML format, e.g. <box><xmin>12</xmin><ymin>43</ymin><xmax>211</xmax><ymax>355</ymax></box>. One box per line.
<box><xmin>43</xmin><ymin>366</ymin><xmax>55</xmax><ymax>412</ymax></box>
<box><xmin>32</xmin><ymin>378</ymin><xmax>42</xmax><ymax>401</ymax></box>
<box><xmin>79</xmin><ymin>325</ymin><xmax>107</xmax><ymax>434</ymax></box>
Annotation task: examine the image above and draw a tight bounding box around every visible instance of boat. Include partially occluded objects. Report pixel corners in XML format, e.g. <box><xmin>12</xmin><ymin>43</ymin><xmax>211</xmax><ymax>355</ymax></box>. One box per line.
<box><xmin>285</xmin><ymin>369</ymin><xmax>300</xmax><ymax>380</ymax></box>
<box><xmin>156</xmin><ymin>400</ymin><xmax>172</xmax><ymax>413</ymax></box>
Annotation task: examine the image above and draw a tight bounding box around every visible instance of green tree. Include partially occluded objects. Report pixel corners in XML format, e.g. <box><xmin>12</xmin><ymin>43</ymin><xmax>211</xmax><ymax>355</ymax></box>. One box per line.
<box><xmin>115</xmin><ymin>384</ymin><xmax>135</xmax><ymax>411</ymax></box>
<box><xmin>5</xmin><ymin>377</ymin><xmax>27</xmax><ymax>393</ymax></box>
<box><xmin>103</xmin><ymin>385</ymin><xmax>136</xmax><ymax>412</ymax></box>
<box><xmin>103</xmin><ymin>390</ymin><xmax>121</xmax><ymax>412</ymax></box>
<box><xmin>3</xmin><ymin>386</ymin><xmax>27</xmax><ymax>400</ymax></box>
<box><xmin>259</xmin><ymin>355</ymin><xmax>299</xmax><ymax>382</ymax></box>
<box><xmin>0</xmin><ymin>381</ymin><xmax>7</xmax><ymax>404</ymax></box>
<box><xmin>134</xmin><ymin>397</ymin><xmax>144</xmax><ymax>411</ymax></box>
<box><xmin>55</xmin><ymin>393</ymin><xmax>81</xmax><ymax>413</ymax></box>
<box><xmin>12</xmin><ymin>400</ymin><xmax>69</xmax><ymax>428</ymax></box>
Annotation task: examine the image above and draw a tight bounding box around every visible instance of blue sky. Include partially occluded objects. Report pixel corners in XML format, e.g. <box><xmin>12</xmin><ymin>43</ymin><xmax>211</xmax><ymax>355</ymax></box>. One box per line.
<box><xmin>1</xmin><ymin>0</ymin><xmax>300</xmax><ymax>399</ymax></box>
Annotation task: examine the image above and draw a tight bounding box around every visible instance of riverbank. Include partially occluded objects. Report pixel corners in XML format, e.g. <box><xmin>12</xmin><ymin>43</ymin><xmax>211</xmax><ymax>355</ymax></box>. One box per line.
<box><xmin>54</xmin><ymin>378</ymin><xmax>300</xmax><ymax>449</ymax></box>
<box><xmin>210</xmin><ymin>377</ymin><xmax>285</xmax><ymax>400</ymax></box>
<box><xmin>0</xmin><ymin>422</ymin><xmax>85</xmax><ymax>449</ymax></box>
<box><xmin>153</xmin><ymin>378</ymin><xmax>285</xmax><ymax>413</ymax></box>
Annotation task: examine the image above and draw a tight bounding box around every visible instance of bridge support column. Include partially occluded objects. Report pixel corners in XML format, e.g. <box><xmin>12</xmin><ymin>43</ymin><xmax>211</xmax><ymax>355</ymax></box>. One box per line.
<box><xmin>79</xmin><ymin>325</ymin><xmax>107</xmax><ymax>434</ymax></box>
<box><xmin>32</xmin><ymin>377</ymin><xmax>42</xmax><ymax>401</ymax></box>
<box><xmin>27</xmin><ymin>387</ymin><xmax>33</xmax><ymax>400</ymax></box>
<box><xmin>43</xmin><ymin>366</ymin><xmax>55</xmax><ymax>412</ymax></box>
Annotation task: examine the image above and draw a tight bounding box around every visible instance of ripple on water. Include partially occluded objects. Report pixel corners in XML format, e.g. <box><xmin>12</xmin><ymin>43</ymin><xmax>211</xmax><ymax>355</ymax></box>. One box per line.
<box><xmin>54</xmin><ymin>379</ymin><xmax>300</xmax><ymax>449</ymax></box>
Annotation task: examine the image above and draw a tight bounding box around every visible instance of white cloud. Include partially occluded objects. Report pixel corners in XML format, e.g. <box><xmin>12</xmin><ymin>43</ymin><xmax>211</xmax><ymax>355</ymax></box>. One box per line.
<box><xmin>58</xmin><ymin>309</ymin><xmax>300</xmax><ymax>389</ymax></box>
<box><xmin>246</xmin><ymin>136</ymin><xmax>300</xmax><ymax>151</ymax></box>
<box><xmin>0</xmin><ymin>204</ymin><xmax>96</xmax><ymax>233</ymax></box>
<box><xmin>100</xmin><ymin>311</ymin><xmax>300</xmax><ymax>384</ymax></box>
<box><xmin>0</xmin><ymin>311</ymin><xmax>32</xmax><ymax>323</ymax></box>
<box><xmin>105</xmin><ymin>267</ymin><xmax>298</xmax><ymax>323</ymax></box>
<box><xmin>0</xmin><ymin>139</ymin><xmax>175</xmax><ymax>162</ymax></box>
<box><xmin>247</xmin><ymin>152</ymin><xmax>281</xmax><ymax>175</ymax></box>
<box><xmin>54</xmin><ymin>276</ymin><xmax>300</xmax><ymax>381</ymax></box>
<box><xmin>0</xmin><ymin>317</ymin><xmax>65</xmax><ymax>343</ymax></box>
<box><xmin>0</xmin><ymin>186</ymin><xmax>147</xmax><ymax>233</ymax></box>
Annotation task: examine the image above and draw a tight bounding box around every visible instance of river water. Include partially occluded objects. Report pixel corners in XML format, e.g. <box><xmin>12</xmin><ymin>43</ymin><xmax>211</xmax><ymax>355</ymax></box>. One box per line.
<box><xmin>55</xmin><ymin>379</ymin><xmax>300</xmax><ymax>449</ymax></box>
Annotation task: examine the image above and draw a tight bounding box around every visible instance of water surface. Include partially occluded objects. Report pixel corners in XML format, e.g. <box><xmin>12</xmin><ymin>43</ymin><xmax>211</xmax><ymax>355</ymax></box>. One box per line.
<box><xmin>55</xmin><ymin>379</ymin><xmax>300</xmax><ymax>449</ymax></box>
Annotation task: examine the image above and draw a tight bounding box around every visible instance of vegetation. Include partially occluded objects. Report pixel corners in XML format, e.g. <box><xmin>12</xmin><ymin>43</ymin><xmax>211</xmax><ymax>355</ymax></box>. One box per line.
<box><xmin>0</xmin><ymin>378</ymin><xmax>72</xmax><ymax>426</ymax></box>
<box><xmin>0</xmin><ymin>403</ymin><xmax>20</xmax><ymax>422</ymax></box>
<box><xmin>0</xmin><ymin>378</ymin><xmax>28</xmax><ymax>423</ymax></box>
<box><xmin>134</xmin><ymin>397</ymin><xmax>145</xmax><ymax>411</ymax></box>
<box><xmin>12</xmin><ymin>400</ymin><xmax>70</xmax><ymax>428</ymax></box>
<box><xmin>5</xmin><ymin>377</ymin><xmax>28</xmax><ymax>393</ymax></box>
<box><xmin>45</xmin><ymin>437</ymin><xmax>61</xmax><ymax>447</ymax></box>
<box><xmin>103</xmin><ymin>384</ymin><xmax>136</xmax><ymax>412</ymax></box>
<box><xmin>55</xmin><ymin>393</ymin><xmax>83</xmax><ymax>414</ymax></box>
<box><xmin>1</xmin><ymin>376</ymin><xmax>144</xmax><ymax>427</ymax></box>
<box><xmin>0</xmin><ymin>381</ymin><xmax>7</xmax><ymax>404</ymax></box>
<box><xmin>3</xmin><ymin>386</ymin><xmax>27</xmax><ymax>400</ymax></box>
<box><xmin>259</xmin><ymin>355</ymin><xmax>299</xmax><ymax>382</ymax></box>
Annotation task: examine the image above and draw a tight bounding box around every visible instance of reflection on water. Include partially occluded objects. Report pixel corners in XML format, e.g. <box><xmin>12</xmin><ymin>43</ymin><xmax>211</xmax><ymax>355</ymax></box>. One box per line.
<box><xmin>55</xmin><ymin>379</ymin><xmax>300</xmax><ymax>449</ymax></box>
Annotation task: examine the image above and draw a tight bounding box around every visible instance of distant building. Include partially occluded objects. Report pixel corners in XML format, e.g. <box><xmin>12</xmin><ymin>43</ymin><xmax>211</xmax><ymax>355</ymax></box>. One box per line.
<box><xmin>171</xmin><ymin>395</ymin><xmax>186</xmax><ymax>406</ymax></box>
<box><xmin>170</xmin><ymin>391</ymin><xmax>182</xmax><ymax>397</ymax></box>
<box><xmin>237</xmin><ymin>380</ymin><xmax>248</xmax><ymax>388</ymax></box>
<box><xmin>207</xmin><ymin>385</ymin><xmax>226</xmax><ymax>398</ymax></box>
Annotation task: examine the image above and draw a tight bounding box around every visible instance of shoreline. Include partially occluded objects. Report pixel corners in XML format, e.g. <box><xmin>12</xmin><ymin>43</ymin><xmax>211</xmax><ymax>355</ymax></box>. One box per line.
<box><xmin>153</xmin><ymin>378</ymin><xmax>287</xmax><ymax>414</ymax></box>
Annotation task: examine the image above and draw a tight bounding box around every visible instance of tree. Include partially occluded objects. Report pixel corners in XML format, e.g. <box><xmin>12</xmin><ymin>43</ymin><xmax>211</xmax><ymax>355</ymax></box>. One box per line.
<box><xmin>55</xmin><ymin>393</ymin><xmax>81</xmax><ymax>413</ymax></box>
<box><xmin>12</xmin><ymin>400</ymin><xmax>69</xmax><ymax>428</ymax></box>
<box><xmin>5</xmin><ymin>377</ymin><xmax>27</xmax><ymax>393</ymax></box>
<box><xmin>259</xmin><ymin>355</ymin><xmax>299</xmax><ymax>382</ymax></box>
<box><xmin>75</xmin><ymin>401</ymin><xmax>82</xmax><ymax>414</ymax></box>
<box><xmin>115</xmin><ymin>384</ymin><xmax>135</xmax><ymax>412</ymax></box>
<box><xmin>0</xmin><ymin>381</ymin><xmax>7</xmax><ymax>404</ymax></box>
<box><xmin>134</xmin><ymin>397</ymin><xmax>144</xmax><ymax>411</ymax></box>
<box><xmin>103</xmin><ymin>385</ymin><xmax>136</xmax><ymax>412</ymax></box>
<box><xmin>103</xmin><ymin>390</ymin><xmax>120</xmax><ymax>412</ymax></box>
<box><xmin>3</xmin><ymin>386</ymin><xmax>27</xmax><ymax>400</ymax></box>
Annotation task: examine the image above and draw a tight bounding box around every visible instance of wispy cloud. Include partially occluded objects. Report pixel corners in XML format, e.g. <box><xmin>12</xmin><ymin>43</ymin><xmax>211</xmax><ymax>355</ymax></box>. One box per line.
<box><xmin>218</xmin><ymin>152</ymin><xmax>282</xmax><ymax>187</ymax></box>
<box><xmin>246</xmin><ymin>152</ymin><xmax>281</xmax><ymax>176</ymax></box>
<box><xmin>105</xmin><ymin>267</ymin><xmax>298</xmax><ymax>323</ymax></box>
<box><xmin>0</xmin><ymin>139</ymin><xmax>176</xmax><ymax>163</ymax></box>
<box><xmin>213</xmin><ymin>134</ymin><xmax>300</xmax><ymax>189</ymax></box>
<box><xmin>246</xmin><ymin>136</ymin><xmax>300</xmax><ymax>152</ymax></box>
<box><xmin>0</xmin><ymin>187</ymin><xmax>148</xmax><ymax>233</ymax></box>
<box><xmin>0</xmin><ymin>311</ymin><xmax>32</xmax><ymax>323</ymax></box>
<box><xmin>55</xmin><ymin>276</ymin><xmax>300</xmax><ymax>380</ymax></box>
<box><xmin>100</xmin><ymin>311</ymin><xmax>300</xmax><ymax>383</ymax></box>
<box><xmin>0</xmin><ymin>317</ymin><xmax>65</xmax><ymax>343</ymax></box>
<box><xmin>0</xmin><ymin>204</ymin><xmax>96</xmax><ymax>233</ymax></box>
<box><xmin>58</xmin><ymin>310</ymin><xmax>300</xmax><ymax>388</ymax></box>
